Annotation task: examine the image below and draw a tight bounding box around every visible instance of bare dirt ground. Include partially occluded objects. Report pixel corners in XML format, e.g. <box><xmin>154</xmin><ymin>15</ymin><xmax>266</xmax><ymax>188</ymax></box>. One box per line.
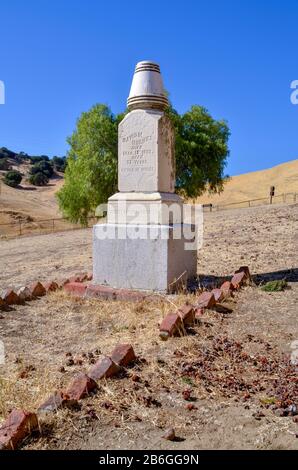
<box><xmin>0</xmin><ymin>202</ymin><xmax>297</xmax><ymax>450</ymax></box>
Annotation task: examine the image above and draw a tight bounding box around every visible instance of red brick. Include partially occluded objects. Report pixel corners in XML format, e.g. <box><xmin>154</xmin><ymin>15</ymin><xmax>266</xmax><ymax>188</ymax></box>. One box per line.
<box><xmin>88</xmin><ymin>356</ymin><xmax>120</xmax><ymax>381</ymax></box>
<box><xmin>211</xmin><ymin>288</ymin><xmax>224</xmax><ymax>303</ymax></box>
<box><xmin>194</xmin><ymin>307</ymin><xmax>205</xmax><ymax>320</ymax></box>
<box><xmin>85</xmin><ymin>284</ymin><xmax>117</xmax><ymax>300</ymax></box>
<box><xmin>85</xmin><ymin>284</ymin><xmax>158</xmax><ymax>302</ymax></box>
<box><xmin>177</xmin><ymin>304</ymin><xmax>195</xmax><ymax>326</ymax></box>
<box><xmin>0</xmin><ymin>409</ymin><xmax>38</xmax><ymax>450</ymax></box>
<box><xmin>235</xmin><ymin>266</ymin><xmax>251</xmax><ymax>281</ymax></box>
<box><xmin>2</xmin><ymin>289</ymin><xmax>20</xmax><ymax>305</ymax></box>
<box><xmin>64</xmin><ymin>282</ymin><xmax>87</xmax><ymax>297</ymax></box>
<box><xmin>64</xmin><ymin>373</ymin><xmax>98</xmax><ymax>401</ymax></box>
<box><xmin>220</xmin><ymin>281</ymin><xmax>234</xmax><ymax>298</ymax></box>
<box><xmin>196</xmin><ymin>291</ymin><xmax>216</xmax><ymax>309</ymax></box>
<box><xmin>111</xmin><ymin>344</ymin><xmax>136</xmax><ymax>366</ymax></box>
<box><xmin>0</xmin><ymin>296</ymin><xmax>5</xmax><ymax>308</ymax></box>
<box><xmin>86</xmin><ymin>272</ymin><xmax>93</xmax><ymax>281</ymax></box>
<box><xmin>231</xmin><ymin>271</ymin><xmax>246</xmax><ymax>290</ymax></box>
<box><xmin>44</xmin><ymin>281</ymin><xmax>59</xmax><ymax>293</ymax></box>
<box><xmin>29</xmin><ymin>282</ymin><xmax>46</xmax><ymax>298</ymax></box>
<box><xmin>16</xmin><ymin>286</ymin><xmax>32</xmax><ymax>302</ymax></box>
<box><xmin>159</xmin><ymin>313</ymin><xmax>184</xmax><ymax>340</ymax></box>
<box><xmin>37</xmin><ymin>391</ymin><xmax>77</xmax><ymax>414</ymax></box>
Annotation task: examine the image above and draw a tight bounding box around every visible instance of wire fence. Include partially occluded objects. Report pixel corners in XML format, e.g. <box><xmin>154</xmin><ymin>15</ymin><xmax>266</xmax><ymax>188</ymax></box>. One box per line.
<box><xmin>0</xmin><ymin>192</ymin><xmax>296</xmax><ymax>239</ymax></box>
<box><xmin>202</xmin><ymin>192</ymin><xmax>297</xmax><ymax>212</ymax></box>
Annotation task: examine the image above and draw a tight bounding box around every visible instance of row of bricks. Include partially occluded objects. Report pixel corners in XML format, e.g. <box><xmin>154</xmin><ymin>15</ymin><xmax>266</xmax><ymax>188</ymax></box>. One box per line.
<box><xmin>159</xmin><ymin>266</ymin><xmax>250</xmax><ymax>339</ymax></box>
<box><xmin>0</xmin><ymin>343</ymin><xmax>135</xmax><ymax>450</ymax></box>
<box><xmin>0</xmin><ymin>273</ymin><xmax>93</xmax><ymax>309</ymax></box>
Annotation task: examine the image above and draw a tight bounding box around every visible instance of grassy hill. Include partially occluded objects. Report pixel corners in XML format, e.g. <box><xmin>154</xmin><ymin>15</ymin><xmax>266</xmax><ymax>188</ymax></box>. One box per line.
<box><xmin>195</xmin><ymin>159</ymin><xmax>298</xmax><ymax>206</ymax></box>
<box><xmin>1</xmin><ymin>154</ymin><xmax>297</xmax><ymax>230</ymax></box>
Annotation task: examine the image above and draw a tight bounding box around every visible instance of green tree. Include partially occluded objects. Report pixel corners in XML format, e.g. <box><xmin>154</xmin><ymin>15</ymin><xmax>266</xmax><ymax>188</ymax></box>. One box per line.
<box><xmin>52</xmin><ymin>156</ymin><xmax>67</xmax><ymax>172</ymax></box>
<box><xmin>30</xmin><ymin>160</ymin><xmax>54</xmax><ymax>178</ymax></box>
<box><xmin>57</xmin><ymin>104</ymin><xmax>120</xmax><ymax>224</ymax></box>
<box><xmin>29</xmin><ymin>172</ymin><xmax>49</xmax><ymax>186</ymax></box>
<box><xmin>4</xmin><ymin>170</ymin><xmax>22</xmax><ymax>188</ymax></box>
<box><xmin>57</xmin><ymin>103</ymin><xmax>229</xmax><ymax>225</ymax></box>
<box><xmin>167</xmin><ymin>105</ymin><xmax>229</xmax><ymax>198</ymax></box>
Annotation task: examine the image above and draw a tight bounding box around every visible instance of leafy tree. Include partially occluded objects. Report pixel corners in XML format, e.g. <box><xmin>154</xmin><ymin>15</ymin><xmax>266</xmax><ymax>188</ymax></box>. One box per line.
<box><xmin>4</xmin><ymin>170</ymin><xmax>22</xmax><ymax>188</ymax></box>
<box><xmin>29</xmin><ymin>155</ymin><xmax>49</xmax><ymax>164</ymax></box>
<box><xmin>57</xmin><ymin>104</ymin><xmax>119</xmax><ymax>224</ymax></box>
<box><xmin>166</xmin><ymin>105</ymin><xmax>229</xmax><ymax>198</ymax></box>
<box><xmin>58</xmin><ymin>103</ymin><xmax>229</xmax><ymax>224</ymax></box>
<box><xmin>29</xmin><ymin>172</ymin><xmax>49</xmax><ymax>186</ymax></box>
<box><xmin>52</xmin><ymin>156</ymin><xmax>67</xmax><ymax>172</ymax></box>
<box><xmin>30</xmin><ymin>160</ymin><xmax>54</xmax><ymax>178</ymax></box>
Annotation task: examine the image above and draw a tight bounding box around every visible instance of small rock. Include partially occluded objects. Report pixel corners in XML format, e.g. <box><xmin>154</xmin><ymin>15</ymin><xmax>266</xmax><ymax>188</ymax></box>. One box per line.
<box><xmin>163</xmin><ymin>428</ymin><xmax>176</xmax><ymax>441</ymax></box>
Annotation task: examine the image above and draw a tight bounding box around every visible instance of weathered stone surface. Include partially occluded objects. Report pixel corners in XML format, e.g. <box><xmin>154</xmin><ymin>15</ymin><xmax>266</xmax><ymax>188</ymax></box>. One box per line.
<box><xmin>64</xmin><ymin>373</ymin><xmax>98</xmax><ymax>401</ymax></box>
<box><xmin>0</xmin><ymin>409</ymin><xmax>38</xmax><ymax>450</ymax></box>
<box><xmin>159</xmin><ymin>313</ymin><xmax>184</xmax><ymax>339</ymax></box>
<box><xmin>17</xmin><ymin>286</ymin><xmax>32</xmax><ymax>302</ymax></box>
<box><xmin>93</xmin><ymin>224</ymin><xmax>197</xmax><ymax>293</ymax></box>
<box><xmin>29</xmin><ymin>282</ymin><xmax>46</xmax><ymax>298</ymax></box>
<box><xmin>118</xmin><ymin>110</ymin><xmax>175</xmax><ymax>193</ymax></box>
<box><xmin>92</xmin><ymin>61</ymin><xmax>197</xmax><ymax>294</ymax></box>
<box><xmin>196</xmin><ymin>292</ymin><xmax>216</xmax><ymax>309</ymax></box>
<box><xmin>177</xmin><ymin>304</ymin><xmax>195</xmax><ymax>326</ymax></box>
<box><xmin>111</xmin><ymin>344</ymin><xmax>136</xmax><ymax>366</ymax></box>
<box><xmin>88</xmin><ymin>357</ymin><xmax>120</xmax><ymax>381</ymax></box>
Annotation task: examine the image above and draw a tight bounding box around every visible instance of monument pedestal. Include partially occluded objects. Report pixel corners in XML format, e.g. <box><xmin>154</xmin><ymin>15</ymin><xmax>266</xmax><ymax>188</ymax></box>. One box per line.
<box><xmin>93</xmin><ymin>223</ymin><xmax>197</xmax><ymax>293</ymax></box>
<box><xmin>92</xmin><ymin>61</ymin><xmax>198</xmax><ymax>294</ymax></box>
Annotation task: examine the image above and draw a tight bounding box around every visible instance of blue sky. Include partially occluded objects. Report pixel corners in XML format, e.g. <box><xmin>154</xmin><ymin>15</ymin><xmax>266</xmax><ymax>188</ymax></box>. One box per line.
<box><xmin>0</xmin><ymin>0</ymin><xmax>297</xmax><ymax>176</ymax></box>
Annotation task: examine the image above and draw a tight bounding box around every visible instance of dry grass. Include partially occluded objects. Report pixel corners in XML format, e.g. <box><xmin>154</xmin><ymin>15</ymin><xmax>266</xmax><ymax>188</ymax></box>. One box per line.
<box><xmin>195</xmin><ymin>159</ymin><xmax>298</xmax><ymax>205</ymax></box>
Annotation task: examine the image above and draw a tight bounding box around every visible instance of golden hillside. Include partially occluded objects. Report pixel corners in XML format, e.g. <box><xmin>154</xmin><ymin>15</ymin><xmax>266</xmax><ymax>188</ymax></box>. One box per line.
<box><xmin>0</xmin><ymin>158</ymin><xmax>63</xmax><ymax>227</ymax></box>
<box><xmin>195</xmin><ymin>159</ymin><xmax>298</xmax><ymax>206</ymax></box>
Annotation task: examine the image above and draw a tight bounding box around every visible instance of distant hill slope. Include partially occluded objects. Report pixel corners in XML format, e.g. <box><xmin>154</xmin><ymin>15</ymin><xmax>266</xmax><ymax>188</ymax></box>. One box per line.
<box><xmin>1</xmin><ymin>158</ymin><xmax>297</xmax><ymax>228</ymax></box>
<box><xmin>195</xmin><ymin>159</ymin><xmax>298</xmax><ymax>205</ymax></box>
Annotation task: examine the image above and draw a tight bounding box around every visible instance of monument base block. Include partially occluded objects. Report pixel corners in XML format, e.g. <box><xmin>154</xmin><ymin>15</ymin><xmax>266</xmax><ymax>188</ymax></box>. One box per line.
<box><xmin>93</xmin><ymin>223</ymin><xmax>197</xmax><ymax>293</ymax></box>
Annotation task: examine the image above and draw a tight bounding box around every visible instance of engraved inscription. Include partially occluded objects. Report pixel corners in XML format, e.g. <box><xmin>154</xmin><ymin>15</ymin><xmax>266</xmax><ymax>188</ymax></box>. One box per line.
<box><xmin>120</xmin><ymin>131</ymin><xmax>154</xmax><ymax>174</ymax></box>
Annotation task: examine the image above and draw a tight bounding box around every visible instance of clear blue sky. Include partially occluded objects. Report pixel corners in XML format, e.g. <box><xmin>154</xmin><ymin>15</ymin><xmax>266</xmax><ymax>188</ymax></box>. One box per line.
<box><xmin>0</xmin><ymin>0</ymin><xmax>297</xmax><ymax>176</ymax></box>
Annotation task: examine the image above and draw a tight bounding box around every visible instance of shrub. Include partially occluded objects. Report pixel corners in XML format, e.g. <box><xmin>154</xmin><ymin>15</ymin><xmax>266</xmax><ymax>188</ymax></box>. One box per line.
<box><xmin>29</xmin><ymin>172</ymin><xmax>49</xmax><ymax>186</ymax></box>
<box><xmin>0</xmin><ymin>158</ymin><xmax>10</xmax><ymax>171</ymax></box>
<box><xmin>4</xmin><ymin>170</ymin><xmax>22</xmax><ymax>188</ymax></box>
<box><xmin>30</xmin><ymin>160</ymin><xmax>54</xmax><ymax>178</ymax></box>
<box><xmin>261</xmin><ymin>280</ymin><xmax>288</xmax><ymax>292</ymax></box>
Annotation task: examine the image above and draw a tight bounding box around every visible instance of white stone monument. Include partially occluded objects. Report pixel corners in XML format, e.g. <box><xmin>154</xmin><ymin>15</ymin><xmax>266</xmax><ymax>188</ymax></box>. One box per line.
<box><xmin>93</xmin><ymin>61</ymin><xmax>197</xmax><ymax>292</ymax></box>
